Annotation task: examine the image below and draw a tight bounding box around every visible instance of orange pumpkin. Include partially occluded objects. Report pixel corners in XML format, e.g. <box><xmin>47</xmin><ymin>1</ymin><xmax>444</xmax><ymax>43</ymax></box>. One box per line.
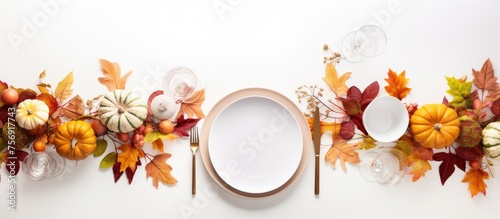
<box><xmin>54</xmin><ymin>120</ymin><xmax>97</xmax><ymax>160</ymax></box>
<box><xmin>410</xmin><ymin>104</ymin><xmax>460</xmax><ymax>149</ymax></box>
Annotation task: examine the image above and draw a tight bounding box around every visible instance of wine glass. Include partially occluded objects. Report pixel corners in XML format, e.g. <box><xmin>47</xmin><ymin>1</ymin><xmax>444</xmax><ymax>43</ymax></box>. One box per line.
<box><xmin>23</xmin><ymin>150</ymin><xmax>66</xmax><ymax>181</ymax></box>
<box><xmin>359</xmin><ymin>150</ymin><xmax>407</xmax><ymax>186</ymax></box>
<box><xmin>341</xmin><ymin>25</ymin><xmax>387</xmax><ymax>62</ymax></box>
<box><xmin>163</xmin><ymin>66</ymin><xmax>199</xmax><ymax>102</ymax></box>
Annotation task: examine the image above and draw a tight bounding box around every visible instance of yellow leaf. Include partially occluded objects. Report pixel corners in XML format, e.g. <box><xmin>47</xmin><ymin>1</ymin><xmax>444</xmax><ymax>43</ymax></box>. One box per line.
<box><xmin>145</xmin><ymin>153</ymin><xmax>178</xmax><ymax>189</ymax></box>
<box><xmin>152</xmin><ymin>138</ymin><xmax>164</xmax><ymax>153</ymax></box>
<box><xmin>324</xmin><ymin>142</ymin><xmax>360</xmax><ymax>172</ymax></box>
<box><xmin>462</xmin><ymin>168</ymin><xmax>489</xmax><ymax>197</ymax></box>
<box><xmin>54</xmin><ymin>71</ymin><xmax>74</xmax><ymax>101</ymax></box>
<box><xmin>323</xmin><ymin>62</ymin><xmax>351</xmax><ymax>96</ymax></box>
<box><xmin>37</xmin><ymin>70</ymin><xmax>51</xmax><ymax>94</ymax></box>
<box><xmin>117</xmin><ymin>143</ymin><xmax>145</xmax><ymax>172</ymax></box>
<box><xmin>384</xmin><ymin>69</ymin><xmax>411</xmax><ymax>100</ymax></box>
<box><xmin>357</xmin><ymin>136</ymin><xmax>376</xmax><ymax>150</ymax></box>
<box><xmin>176</xmin><ymin>89</ymin><xmax>206</xmax><ymax>119</ymax></box>
<box><xmin>98</xmin><ymin>59</ymin><xmax>132</xmax><ymax>91</ymax></box>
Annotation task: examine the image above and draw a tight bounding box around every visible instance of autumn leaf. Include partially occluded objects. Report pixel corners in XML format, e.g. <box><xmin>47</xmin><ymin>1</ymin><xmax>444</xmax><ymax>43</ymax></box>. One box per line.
<box><xmin>446</xmin><ymin>76</ymin><xmax>473</xmax><ymax>108</ymax></box>
<box><xmin>173</xmin><ymin>115</ymin><xmax>200</xmax><ymax>137</ymax></box>
<box><xmin>393</xmin><ymin>136</ymin><xmax>433</xmax><ymax>181</ymax></box>
<box><xmin>152</xmin><ymin>138</ymin><xmax>164</xmax><ymax>153</ymax></box>
<box><xmin>36</xmin><ymin>71</ymin><xmax>51</xmax><ymax>94</ymax></box>
<box><xmin>324</xmin><ymin>142</ymin><xmax>360</xmax><ymax>171</ymax></box>
<box><xmin>357</xmin><ymin>136</ymin><xmax>376</xmax><ymax>150</ymax></box>
<box><xmin>323</xmin><ymin>62</ymin><xmax>351</xmax><ymax>97</ymax></box>
<box><xmin>472</xmin><ymin>58</ymin><xmax>500</xmax><ymax>102</ymax></box>
<box><xmin>145</xmin><ymin>153</ymin><xmax>178</xmax><ymax>189</ymax></box>
<box><xmin>176</xmin><ymin>89</ymin><xmax>206</xmax><ymax>119</ymax></box>
<box><xmin>117</xmin><ymin>143</ymin><xmax>145</xmax><ymax>172</ymax></box>
<box><xmin>54</xmin><ymin>71</ymin><xmax>74</xmax><ymax>101</ymax></box>
<box><xmin>144</xmin><ymin>131</ymin><xmax>179</xmax><ymax>143</ymax></box>
<box><xmin>99</xmin><ymin>152</ymin><xmax>116</xmax><ymax>169</ymax></box>
<box><xmin>384</xmin><ymin>69</ymin><xmax>411</xmax><ymax>100</ymax></box>
<box><xmin>98</xmin><ymin>58</ymin><xmax>132</xmax><ymax>91</ymax></box>
<box><xmin>462</xmin><ymin>168</ymin><xmax>489</xmax><ymax>197</ymax></box>
<box><xmin>61</xmin><ymin>95</ymin><xmax>85</xmax><ymax>119</ymax></box>
<box><xmin>433</xmin><ymin>152</ymin><xmax>466</xmax><ymax>185</ymax></box>
<box><xmin>409</xmin><ymin>158</ymin><xmax>432</xmax><ymax>182</ymax></box>
<box><xmin>37</xmin><ymin>93</ymin><xmax>58</xmax><ymax>116</ymax></box>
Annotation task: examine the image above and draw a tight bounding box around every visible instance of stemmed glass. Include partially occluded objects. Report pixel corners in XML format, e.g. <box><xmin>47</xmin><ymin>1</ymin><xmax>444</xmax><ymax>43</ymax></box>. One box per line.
<box><xmin>23</xmin><ymin>150</ymin><xmax>66</xmax><ymax>181</ymax></box>
<box><xmin>359</xmin><ymin>150</ymin><xmax>407</xmax><ymax>186</ymax></box>
<box><xmin>163</xmin><ymin>66</ymin><xmax>199</xmax><ymax>102</ymax></box>
<box><xmin>341</xmin><ymin>25</ymin><xmax>387</xmax><ymax>62</ymax></box>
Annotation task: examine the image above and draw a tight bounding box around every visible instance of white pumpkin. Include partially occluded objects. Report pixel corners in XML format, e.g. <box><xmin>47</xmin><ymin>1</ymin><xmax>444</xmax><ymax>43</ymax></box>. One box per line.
<box><xmin>482</xmin><ymin>121</ymin><xmax>500</xmax><ymax>158</ymax></box>
<box><xmin>150</xmin><ymin>94</ymin><xmax>177</xmax><ymax>120</ymax></box>
<box><xmin>15</xmin><ymin>99</ymin><xmax>49</xmax><ymax>130</ymax></box>
<box><xmin>98</xmin><ymin>90</ymin><xmax>147</xmax><ymax>133</ymax></box>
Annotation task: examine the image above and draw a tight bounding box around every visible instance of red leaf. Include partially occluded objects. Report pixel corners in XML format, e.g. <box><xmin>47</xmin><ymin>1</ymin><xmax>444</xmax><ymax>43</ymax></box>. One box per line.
<box><xmin>339</xmin><ymin>121</ymin><xmax>355</xmax><ymax>140</ymax></box>
<box><xmin>360</xmin><ymin>81</ymin><xmax>380</xmax><ymax>110</ymax></box>
<box><xmin>37</xmin><ymin>93</ymin><xmax>59</xmax><ymax>116</ymax></box>
<box><xmin>147</xmin><ymin>90</ymin><xmax>164</xmax><ymax>116</ymax></box>
<box><xmin>456</xmin><ymin>146</ymin><xmax>481</xmax><ymax>161</ymax></box>
<box><xmin>347</xmin><ymin>86</ymin><xmax>362</xmax><ymax>102</ymax></box>
<box><xmin>491</xmin><ymin>98</ymin><xmax>500</xmax><ymax>117</ymax></box>
<box><xmin>113</xmin><ymin>162</ymin><xmax>123</xmax><ymax>183</ymax></box>
<box><xmin>18</xmin><ymin>90</ymin><xmax>37</xmax><ymax>103</ymax></box>
<box><xmin>433</xmin><ymin>152</ymin><xmax>466</xmax><ymax>185</ymax></box>
<box><xmin>350</xmin><ymin>114</ymin><xmax>367</xmax><ymax>135</ymax></box>
<box><xmin>173</xmin><ymin>115</ymin><xmax>200</xmax><ymax>137</ymax></box>
<box><xmin>0</xmin><ymin>105</ymin><xmax>10</xmax><ymax>124</ymax></box>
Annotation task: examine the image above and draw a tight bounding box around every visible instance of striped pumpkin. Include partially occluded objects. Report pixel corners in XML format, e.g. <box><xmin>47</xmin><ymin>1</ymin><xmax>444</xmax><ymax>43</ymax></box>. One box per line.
<box><xmin>482</xmin><ymin>121</ymin><xmax>500</xmax><ymax>158</ymax></box>
<box><xmin>98</xmin><ymin>90</ymin><xmax>147</xmax><ymax>133</ymax></box>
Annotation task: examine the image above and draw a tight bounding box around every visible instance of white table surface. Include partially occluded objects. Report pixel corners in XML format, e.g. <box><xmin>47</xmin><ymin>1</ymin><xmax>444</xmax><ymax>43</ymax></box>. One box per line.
<box><xmin>1</xmin><ymin>0</ymin><xmax>500</xmax><ymax>218</ymax></box>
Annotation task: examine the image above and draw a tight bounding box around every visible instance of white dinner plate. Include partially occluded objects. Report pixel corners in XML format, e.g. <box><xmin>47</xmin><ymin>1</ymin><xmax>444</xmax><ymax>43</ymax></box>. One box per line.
<box><xmin>200</xmin><ymin>88</ymin><xmax>311</xmax><ymax>198</ymax></box>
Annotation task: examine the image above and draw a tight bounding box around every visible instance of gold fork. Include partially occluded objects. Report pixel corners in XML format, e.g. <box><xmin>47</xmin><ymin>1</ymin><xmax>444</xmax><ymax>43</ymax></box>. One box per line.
<box><xmin>190</xmin><ymin>126</ymin><xmax>199</xmax><ymax>195</ymax></box>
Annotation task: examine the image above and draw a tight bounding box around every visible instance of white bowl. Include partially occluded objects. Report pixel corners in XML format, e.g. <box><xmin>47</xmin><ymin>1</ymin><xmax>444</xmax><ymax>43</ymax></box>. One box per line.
<box><xmin>362</xmin><ymin>96</ymin><xmax>409</xmax><ymax>142</ymax></box>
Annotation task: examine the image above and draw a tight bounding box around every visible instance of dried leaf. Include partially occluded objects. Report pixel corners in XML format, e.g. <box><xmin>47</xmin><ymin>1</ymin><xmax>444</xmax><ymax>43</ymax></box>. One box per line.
<box><xmin>409</xmin><ymin>158</ymin><xmax>432</xmax><ymax>182</ymax></box>
<box><xmin>144</xmin><ymin>131</ymin><xmax>179</xmax><ymax>143</ymax></box>
<box><xmin>462</xmin><ymin>168</ymin><xmax>489</xmax><ymax>197</ymax></box>
<box><xmin>176</xmin><ymin>89</ymin><xmax>206</xmax><ymax>119</ymax></box>
<box><xmin>145</xmin><ymin>153</ymin><xmax>178</xmax><ymax>189</ymax></box>
<box><xmin>54</xmin><ymin>71</ymin><xmax>74</xmax><ymax>101</ymax></box>
<box><xmin>152</xmin><ymin>138</ymin><xmax>164</xmax><ymax>153</ymax></box>
<box><xmin>173</xmin><ymin>115</ymin><xmax>200</xmax><ymax>137</ymax></box>
<box><xmin>357</xmin><ymin>136</ymin><xmax>376</xmax><ymax>150</ymax></box>
<box><xmin>324</xmin><ymin>142</ymin><xmax>360</xmax><ymax>171</ymax></box>
<box><xmin>61</xmin><ymin>95</ymin><xmax>85</xmax><ymax>119</ymax></box>
<box><xmin>116</xmin><ymin>143</ymin><xmax>145</xmax><ymax>172</ymax></box>
<box><xmin>100</xmin><ymin>152</ymin><xmax>116</xmax><ymax>169</ymax></box>
<box><xmin>36</xmin><ymin>70</ymin><xmax>51</xmax><ymax>94</ymax></box>
<box><xmin>98</xmin><ymin>59</ymin><xmax>132</xmax><ymax>91</ymax></box>
<box><xmin>323</xmin><ymin>62</ymin><xmax>352</xmax><ymax>97</ymax></box>
<box><xmin>472</xmin><ymin>58</ymin><xmax>500</xmax><ymax>102</ymax></box>
<box><xmin>384</xmin><ymin>69</ymin><xmax>411</xmax><ymax>100</ymax></box>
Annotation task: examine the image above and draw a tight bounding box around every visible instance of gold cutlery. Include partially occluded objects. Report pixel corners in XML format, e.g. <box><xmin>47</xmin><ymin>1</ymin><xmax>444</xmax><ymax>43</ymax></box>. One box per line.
<box><xmin>313</xmin><ymin>107</ymin><xmax>321</xmax><ymax>195</ymax></box>
<box><xmin>190</xmin><ymin>126</ymin><xmax>200</xmax><ymax>195</ymax></box>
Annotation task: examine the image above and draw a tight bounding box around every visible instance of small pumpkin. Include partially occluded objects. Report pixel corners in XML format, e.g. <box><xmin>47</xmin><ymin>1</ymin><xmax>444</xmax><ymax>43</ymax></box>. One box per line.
<box><xmin>482</xmin><ymin>121</ymin><xmax>500</xmax><ymax>158</ymax></box>
<box><xmin>15</xmin><ymin>99</ymin><xmax>49</xmax><ymax>130</ymax></box>
<box><xmin>410</xmin><ymin>103</ymin><xmax>460</xmax><ymax>149</ymax></box>
<box><xmin>54</xmin><ymin>120</ymin><xmax>96</xmax><ymax>160</ymax></box>
<box><xmin>98</xmin><ymin>90</ymin><xmax>147</xmax><ymax>133</ymax></box>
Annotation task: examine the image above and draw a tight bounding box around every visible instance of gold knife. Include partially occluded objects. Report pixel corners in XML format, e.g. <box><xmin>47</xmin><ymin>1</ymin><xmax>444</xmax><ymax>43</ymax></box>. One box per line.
<box><xmin>313</xmin><ymin>107</ymin><xmax>321</xmax><ymax>195</ymax></box>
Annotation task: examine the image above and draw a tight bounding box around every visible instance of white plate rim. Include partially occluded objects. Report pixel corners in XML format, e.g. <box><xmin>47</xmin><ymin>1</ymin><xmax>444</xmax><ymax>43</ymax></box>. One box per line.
<box><xmin>200</xmin><ymin>88</ymin><xmax>311</xmax><ymax>198</ymax></box>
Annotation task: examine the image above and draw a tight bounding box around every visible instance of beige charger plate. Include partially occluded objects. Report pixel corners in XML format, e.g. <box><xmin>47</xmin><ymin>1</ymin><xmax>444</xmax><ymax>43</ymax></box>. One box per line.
<box><xmin>200</xmin><ymin>88</ymin><xmax>311</xmax><ymax>198</ymax></box>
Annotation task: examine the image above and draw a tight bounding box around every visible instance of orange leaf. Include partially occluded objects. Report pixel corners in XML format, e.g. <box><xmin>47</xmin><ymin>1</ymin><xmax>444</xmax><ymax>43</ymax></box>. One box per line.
<box><xmin>462</xmin><ymin>168</ymin><xmax>489</xmax><ymax>197</ymax></box>
<box><xmin>117</xmin><ymin>143</ymin><xmax>145</xmax><ymax>173</ymax></box>
<box><xmin>54</xmin><ymin>71</ymin><xmax>74</xmax><ymax>101</ymax></box>
<box><xmin>152</xmin><ymin>138</ymin><xmax>164</xmax><ymax>153</ymax></box>
<box><xmin>145</xmin><ymin>153</ymin><xmax>178</xmax><ymax>189</ymax></box>
<box><xmin>408</xmin><ymin>158</ymin><xmax>432</xmax><ymax>182</ymax></box>
<box><xmin>306</xmin><ymin>117</ymin><xmax>341</xmax><ymax>137</ymax></box>
<box><xmin>324</xmin><ymin>142</ymin><xmax>360</xmax><ymax>172</ymax></box>
<box><xmin>36</xmin><ymin>70</ymin><xmax>51</xmax><ymax>94</ymax></box>
<box><xmin>384</xmin><ymin>69</ymin><xmax>411</xmax><ymax>100</ymax></box>
<box><xmin>61</xmin><ymin>95</ymin><xmax>85</xmax><ymax>119</ymax></box>
<box><xmin>98</xmin><ymin>59</ymin><xmax>132</xmax><ymax>91</ymax></box>
<box><xmin>472</xmin><ymin>58</ymin><xmax>500</xmax><ymax>102</ymax></box>
<box><xmin>37</xmin><ymin>93</ymin><xmax>58</xmax><ymax>116</ymax></box>
<box><xmin>176</xmin><ymin>89</ymin><xmax>206</xmax><ymax>119</ymax></box>
<box><xmin>323</xmin><ymin>62</ymin><xmax>351</xmax><ymax>97</ymax></box>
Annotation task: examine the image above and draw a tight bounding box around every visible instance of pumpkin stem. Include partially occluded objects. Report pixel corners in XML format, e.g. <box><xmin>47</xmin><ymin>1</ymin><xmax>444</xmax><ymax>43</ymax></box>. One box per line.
<box><xmin>27</xmin><ymin>109</ymin><xmax>33</xmax><ymax>115</ymax></box>
<box><xmin>434</xmin><ymin>123</ymin><xmax>442</xmax><ymax>131</ymax></box>
<box><xmin>118</xmin><ymin>106</ymin><xmax>125</xmax><ymax>114</ymax></box>
<box><xmin>71</xmin><ymin>138</ymin><xmax>77</xmax><ymax>149</ymax></box>
<box><xmin>158</xmin><ymin>103</ymin><xmax>167</xmax><ymax>112</ymax></box>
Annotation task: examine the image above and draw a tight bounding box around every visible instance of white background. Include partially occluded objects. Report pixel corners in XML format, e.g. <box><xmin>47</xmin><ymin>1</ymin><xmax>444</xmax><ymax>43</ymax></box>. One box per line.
<box><xmin>1</xmin><ymin>0</ymin><xmax>500</xmax><ymax>218</ymax></box>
